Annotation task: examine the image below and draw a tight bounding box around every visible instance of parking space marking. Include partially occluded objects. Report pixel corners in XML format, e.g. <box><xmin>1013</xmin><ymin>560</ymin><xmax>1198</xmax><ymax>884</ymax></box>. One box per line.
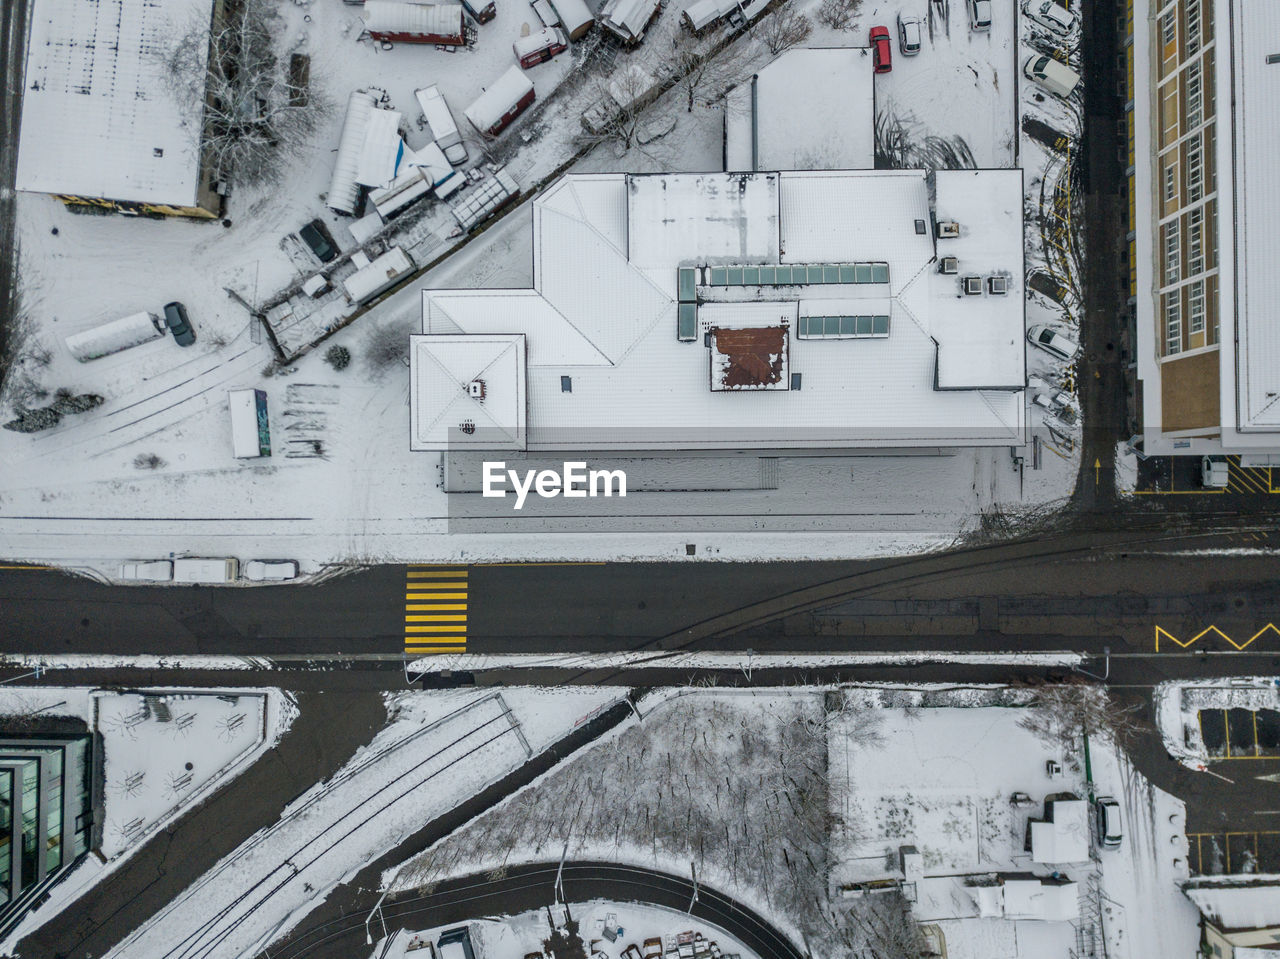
<box><xmin>1187</xmin><ymin>831</ymin><xmax>1280</xmax><ymax>875</ymax></box>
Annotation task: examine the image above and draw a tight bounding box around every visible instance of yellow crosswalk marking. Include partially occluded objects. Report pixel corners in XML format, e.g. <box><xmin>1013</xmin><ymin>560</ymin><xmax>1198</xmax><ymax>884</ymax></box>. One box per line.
<box><xmin>406</xmin><ymin>566</ymin><xmax>470</xmax><ymax>654</ymax></box>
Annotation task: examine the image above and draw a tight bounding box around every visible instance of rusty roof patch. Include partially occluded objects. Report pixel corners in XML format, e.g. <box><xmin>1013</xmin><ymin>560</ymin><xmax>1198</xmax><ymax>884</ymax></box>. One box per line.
<box><xmin>710</xmin><ymin>326</ymin><xmax>789</xmax><ymax>391</ymax></box>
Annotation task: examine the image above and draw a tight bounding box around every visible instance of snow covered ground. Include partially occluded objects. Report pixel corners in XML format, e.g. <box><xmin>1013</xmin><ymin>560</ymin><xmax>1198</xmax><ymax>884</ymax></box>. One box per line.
<box><xmin>0</xmin><ymin>685</ymin><xmax>295</xmax><ymax>953</ymax></box>
<box><xmin>1153</xmin><ymin>677</ymin><xmax>1280</xmax><ymax>770</ymax></box>
<box><xmin>369</xmin><ymin>901</ymin><xmax>758</xmax><ymax>959</ymax></box>
<box><xmin>1</xmin><ymin>0</ymin><xmax>1082</xmax><ymax>575</ymax></box>
<box><xmin>101</xmin><ymin>687</ymin><xmax>619</xmax><ymax>959</ymax></box>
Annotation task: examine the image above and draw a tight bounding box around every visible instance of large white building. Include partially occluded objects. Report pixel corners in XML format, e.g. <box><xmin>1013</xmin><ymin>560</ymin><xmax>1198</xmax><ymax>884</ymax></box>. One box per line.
<box><xmin>410</xmin><ymin>169</ymin><xmax>1026</xmax><ymax>453</ymax></box>
<box><xmin>15</xmin><ymin>0</ymin><xmax>221</xmax><ymax>217</ymax></box>
<box><xmin>1129</xmin><ymin>0</ymin><xmax>1280</xmax><ymax>459</ymax></box>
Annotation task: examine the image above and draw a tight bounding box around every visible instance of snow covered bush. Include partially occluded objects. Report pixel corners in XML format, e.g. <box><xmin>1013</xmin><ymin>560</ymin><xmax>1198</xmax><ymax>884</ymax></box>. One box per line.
<box><xmin>324</xmin><ymin>345</ymin><xmax>351</xmax><ymax>371</ymax></box>
<box><xmin>815</xmin><ymin>0</ymin><xmax>861</xmax><ymax>31</ymax></box>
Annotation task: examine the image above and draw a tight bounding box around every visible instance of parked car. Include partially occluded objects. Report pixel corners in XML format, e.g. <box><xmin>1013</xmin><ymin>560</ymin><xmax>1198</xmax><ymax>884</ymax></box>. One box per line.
<box><xmin>1026</xmin><ymin>324</ymin><xmax>1079</xmax><ymax>361</ymax></box>
<box><xmin>244</xmin><ymin>560</ymin><xmax>300</xmax><ymax>582</ymax></box>
<box><xmin>163</xmin><ymin>301</ymin><xmax>196</xmax><ymax>347</ymax></box>
<box><xmin>1023</xmin><ymin>0</ymin><xmax>1078</xmax><ymax>36</ymax></box>
<box><xmin>1024</xmin><ymin>54</ymin><xmax>1081</xmax><ymax>98</ymax></box>
<box><xmin>968</xmin><ymin>0</ymin><xmax>992</xmax><ymax>31</ymax></box>
<box><xmin>120</xmin><ymin>560</ymin><xmax>173</xmax><ymax>582</ymax></box>
<box><xmin>1201</xmin><ymin>454</ymin><xmax>1229</xmax><ymax>488</ymax></box>
<box><xmin>869</xmin><ymin>25</ymin><xmax>892</xmax><ymax>73</ymax></box>
<box><xmin>897</xmin><ymin>14</ymin><xmax>922</xmax><ymax>55</ymax></box>
<box><xmin>1095</xmin><ymin>796</ymin><xmax>1123</xmax><ymax>848</ymax></box>
<box><xmin>298</xmin><ymin>219</ymin><xmax>337</xmax><ymax>263</ymax></box>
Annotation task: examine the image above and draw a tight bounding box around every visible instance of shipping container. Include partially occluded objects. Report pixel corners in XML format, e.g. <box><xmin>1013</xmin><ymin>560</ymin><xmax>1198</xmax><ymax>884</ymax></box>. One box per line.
<box><xmin>514</xmin><ymin>27</ymin><xmax>568</xmax><ymax>68</ymax></box>
<box><xmin>464</xmin><ymin>66</ymin><xmax>536</xmax><ymax>136</ymax></box>
<box><xmin>362</xmin><ymin>1</ymin><xmax>466</xmax><ymax>44</ymax></box>
<box><xmin>64</xmin><ymin>311</ymin><xmax>164</xmax><ymax>362</ymax></box>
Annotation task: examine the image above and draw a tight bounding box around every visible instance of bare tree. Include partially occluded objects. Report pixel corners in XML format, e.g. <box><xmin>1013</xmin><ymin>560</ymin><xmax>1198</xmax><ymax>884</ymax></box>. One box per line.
<box><xmin>756</xmin><ymin>5</ymin><xmax>813</xmax><ymax>56</ymax></box>
<box><xmin>830</xmin><ymin>891</ymin><xmax>926</xmax><ymax>959</ymax></box>
<box><xmin>1019</xmin><ymin>680</ymin><xmax>1147</xmax><ymax>768</ymax></box>
<box><xmin>667</xmin><ymin>24</ymin><xmax>749</xmax><ymax>113</ymax></box>
<box><xmin>815</xmin><ymin>0</ymin><xmax>862</xmax><ymax>31</ymax></box>
<box><xmin>163</xmin><ymin>0</ymin><xmax>329</xmax><ymax>187</ymax></box>
<box><xmin>574</xmin><ymin>65</ymin><xmax>665</xmax><ymax>156</ymax></box>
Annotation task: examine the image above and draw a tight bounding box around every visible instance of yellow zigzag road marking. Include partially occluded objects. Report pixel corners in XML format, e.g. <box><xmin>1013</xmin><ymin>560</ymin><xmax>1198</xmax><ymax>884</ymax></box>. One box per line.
<box><xmin>1155</xmin><ymin>623</ymin><xmax>1279</xmax><ymax>651</ymax></box>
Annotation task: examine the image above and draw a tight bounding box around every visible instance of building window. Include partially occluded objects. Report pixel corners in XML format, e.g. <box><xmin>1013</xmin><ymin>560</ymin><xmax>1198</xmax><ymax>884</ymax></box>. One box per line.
<box><xmin>1161</xmin><ymin>12</ymin><xmax>1176</xmax><ymax>47</ymax></box>
<box><xmin>1185</xmin><ymin>0</ymin><xmax>1201</xmax><ymax>54</ymax></box>
<box><xmin>1167</xmin><ymin>295</ymin><xmax>1182</xmax><ymax>355</ymax></box>
<box><xmin>1164</xmin><ymin>221</ymin><xmax>1181</xmax><ymax>286</ymax></box>
<box><xmin>1189</xmin><ymin>281</ymin><xmax>1206</xmax><ymax>334</ymax></box>
<box><xmin>1161</xmin><ymin>84</ymin><xmax>1179</xmax><ymax>144</ymax></box>
<box><xmin>1186</xmin><ymin>137</ymin><xmax>1204</xmax><ymax>201</ymax></box>
<box><xmin>1188</xmin><ymin>206</ymin><xmax>1205</xmax><ymax>274</ymax></box>
<box><xmin>1164</xmin><ymin>163</ymin><xmax>1177</xmax><ymax>204</ymax></box>
<box><xmin>1186</xmin><ymin>61</ymin><xmax>1203</xmax><ymax>129</ymax></box>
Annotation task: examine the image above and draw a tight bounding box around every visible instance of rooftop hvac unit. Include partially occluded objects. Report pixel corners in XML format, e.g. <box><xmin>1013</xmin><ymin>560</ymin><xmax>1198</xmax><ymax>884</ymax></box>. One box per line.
<box><xmin>962</xmin><ymin>275</ymin><xmax>983</xmax><ymax>296</ymax></box>
<box><xmin>988</xmin><ymin>275</ymin><xmax>1009</xmax><ymax>295</ymax></box>
<box><xmin>937</xmin><ymin>220</ymin><xmax>961</xmax><ymax>239</ymax></box>
<box><xmin>940</xmin><ymin>256</ymin><xmax>959</xmax><ymax>275</ymax></box>
<box><xmin>468</xmin><ymin>379</ymin><xmax>486</xmax><ymax>399</ymax></box>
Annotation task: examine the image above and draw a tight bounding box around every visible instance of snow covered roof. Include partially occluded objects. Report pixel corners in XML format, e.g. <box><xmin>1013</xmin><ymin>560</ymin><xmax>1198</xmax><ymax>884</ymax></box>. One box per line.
<box><xmin>1030</xmin><ymin>798</ymin><xmax>1090</xmax><ymax>864</ymax></box>
<box><xmin>15</xmin><ymin>0</ymin><xmax>216</xmax><ymax>207</ymax></box>
<box><xmin>1186</xmin><ymin>881</ymin><xmax>1280</xmax><ymax>931</ymax></box>
<box><xmin>725</xmin><ymin>48</ymin><xmax>876</xmax><ymax>172</ymax></box>
<box><xmin>362</xmin><ymin>1</ymin><xmax>465</xmax><ymax>37</ymax></box>
<box><xmin>414</xmin><ymin>171</ymin><xmax>1026</xmax><ymax>451</ymax></box>
<box><xmin>410</xmin><ymin>334</ymin><xmax>527</xmax><ymax>450</ymax></box>
<box><xmin>464</xmin><ymin>66</ymin><xmax>535</xmax><ymax>135</ymax></box>
<box><xmin>356</xmin><ymin>110</ymin><xmax>406</xmax><ymax>189</ymax></box>
<box><xmin>1001</xmin><ymin>877</ymin><xmax>1078</xmax><ymax>921</ymax></box>
<box><xmin>1231</xmin><ymin>1</ymin><xmax>1280</xmax><ymax>434</ymax></box>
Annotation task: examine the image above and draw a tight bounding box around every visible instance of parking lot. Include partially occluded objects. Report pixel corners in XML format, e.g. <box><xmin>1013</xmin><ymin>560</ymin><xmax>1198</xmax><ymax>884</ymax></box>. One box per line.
<box><xmin>1136</xmin><ymin>455</ymin><xmax>1280</xmax><ymax>495</ymax></box>
<box><xmin>1188</xmin><ymin>831</ymin><xmax>1280</xmax><ymax>876</ymax></box>
<box><xmin>1198</xmin><ymin>708</ymin><xmax>1280</xmax><ymax>760</ymax></box>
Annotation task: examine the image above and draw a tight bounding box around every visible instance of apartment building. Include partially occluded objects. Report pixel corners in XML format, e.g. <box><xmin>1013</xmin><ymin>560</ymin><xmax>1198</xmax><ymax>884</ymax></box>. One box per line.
<box><xmin>1128</xmin><ymin>0</ymin><xmax>1280</xmax><ymax>459</ymax></box>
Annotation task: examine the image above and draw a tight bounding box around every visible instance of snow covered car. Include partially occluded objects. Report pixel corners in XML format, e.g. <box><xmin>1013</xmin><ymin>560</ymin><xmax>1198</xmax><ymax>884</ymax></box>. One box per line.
<box><xmin>244</xmin><ymin>560</ymin><xmax>300</xmax><ymax>582</ymax></box>
<box><xmin>968</xmin><ymin>0</ymin><xmax>992</xmax><ymax>31</ymax></box>
<box><xmin>1026</xmin><ymin>324</ymin><xmax>1079</xmax><ymax>361</ymax></box>
<box><xmin>897</xmin><ymin>14</ymin><xmax>922</xmax><ymax>55</ymax></box>
<box><xmin>1024</xmin><ymin>54</ymin><xmax>1081</xmax><ymax>98</ymax></box>
<box><xmin>869</xmin><ymin>25</ymin><xmax>892</xmax><ymax>73</ymax></box>
<box><xmin>1023</xmin><ymin>0</ymin><xmax>1078</xmax><ymax>37</ymax></box>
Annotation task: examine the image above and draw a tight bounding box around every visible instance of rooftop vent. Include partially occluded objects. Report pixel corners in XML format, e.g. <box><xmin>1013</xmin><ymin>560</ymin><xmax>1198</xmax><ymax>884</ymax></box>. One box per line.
<box><xmin>938</xmin><ymin>220</ymin><xmax>961</xmax><ymax>239</ymax></box>
<box><xmin>468</xmin><ymin>379</ymin><xmax>486</xmax><ymax>400</ymax></box>
<box><xmin>459</xmin><ymin>420</ymin><xmax>476</xmax><ymax>435</ymax></box>
<box><xmin>560</xmin><ymin>375</ymin><xmax>572</xmax><ymax>393</ymax></box>
<box><xmin>988</xmin><ymin>275</ymin><xmax>1008</xmax><ymax>295</ymax></box>
<box><xmin>940</xmin><ymin>256</ymin><xmax>959</xmax><ymax>275</ymax></box>
<box><xmin>1268</xmin><ymin>53</ymin><xmax>1280</xmax><ymax>64</ymax></box>
<box><xmin>962</xmin><ymin>275</ymin><xmax>983</xmax><ymax>296</ymax></box>
<box><xmin>914</xmin><ymin>219</ymin><xmax>927</xmax><ymax>235</ymax></box>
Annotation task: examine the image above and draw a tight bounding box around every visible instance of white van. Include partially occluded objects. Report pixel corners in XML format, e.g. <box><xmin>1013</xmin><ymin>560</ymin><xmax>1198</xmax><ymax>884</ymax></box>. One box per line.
<box><xmin>65</xmin><ymin>312</ymin><xmax>165</xmax><ymax>362</ymax></box>
<box><xmin>120</xmin><ymin>560</ymin><xmax>174</xmax><ymax>582</ymax></box>
<box><xmin>1023</xmin><ymin>55</ymin><xmax>1081</xmax><ymax>98</ymax></box>
<box><xmin>415</xmin><ymin>85</ymin><xmax>469</xmax><ymax>166</ymax></box>
<box><xmin>173</xmin><ymin>557</ymin><xmax>240</xmax><ymax>584</ymax></box>
<box><xmin>1202</xmin><ymin>455</ymin><xmax>1229</xmax><ymax>488</ymax></box>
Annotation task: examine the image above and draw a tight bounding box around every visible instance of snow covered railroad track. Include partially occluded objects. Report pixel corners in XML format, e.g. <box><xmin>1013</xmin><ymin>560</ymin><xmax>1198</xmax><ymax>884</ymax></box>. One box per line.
<box><xmin>106</xmin><ymin>693</ymin><xmax>530</xmax><ymax>959</ymax></box>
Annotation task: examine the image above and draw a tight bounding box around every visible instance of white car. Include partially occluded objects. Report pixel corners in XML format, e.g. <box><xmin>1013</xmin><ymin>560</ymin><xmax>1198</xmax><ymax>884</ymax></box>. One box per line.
<box><xmin>1023</xmin><ymin>0</ymin><xmax>1078</xmax><ymax>36</ymax></box>
<box><xmin>968</xmin><ymin>0</ymin><xmax>992</xmax><ymax>31</ymax></box>
<box><xmin>1027</xmin><ymin>324</ymin><xmax>1080</xmax><ymax>361</ymax></box>
<box><xmin>244</xmin><ymin>560</ymin><xmax>300</xmax><ymax>582</ymax></box>
<box><xmin>898</xmin><ymin>14</ymin><xmax>923</xmax><ymax>55</ymax></box>
<box><xmin>1095</xmin><ymin>797</ymin><xmax>1123</xmax><ymax>848</ymax></box>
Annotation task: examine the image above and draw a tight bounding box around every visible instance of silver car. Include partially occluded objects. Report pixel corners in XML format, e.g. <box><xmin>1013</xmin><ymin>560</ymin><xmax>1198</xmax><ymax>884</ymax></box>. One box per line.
<box><xmin>969</xmin><ymin>0</ymin><xmax>992</xmax><ymax>31</ymax></box>
<box><xmin>898</xmin><ymin>14</ymin><xmax>923</xmax><ymax>55</ymax></box>
<box><xmin>1023</xmin><ymin>0</ymin><xmax>1078</xmax><ymax>36</ymax></box>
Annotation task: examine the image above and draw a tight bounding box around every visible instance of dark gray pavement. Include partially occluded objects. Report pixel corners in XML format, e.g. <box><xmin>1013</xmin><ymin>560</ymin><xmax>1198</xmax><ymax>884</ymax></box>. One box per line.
<box><xmin>17</xmin><ymin>690</ymin><xmax>388</xmax><ymax>959</ymax></box>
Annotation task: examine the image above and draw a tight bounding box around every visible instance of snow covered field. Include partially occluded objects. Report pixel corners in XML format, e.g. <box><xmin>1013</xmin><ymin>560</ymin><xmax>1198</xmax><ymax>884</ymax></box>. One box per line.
<box><xmin>102</xmin><ymin>687</ymin><xmax>619</xmax><ymax>959</ymax></box>
<box><xmin>0</xmin><ymin>685</ymin><xmax>295</xmax><ymax>953</ymax></box>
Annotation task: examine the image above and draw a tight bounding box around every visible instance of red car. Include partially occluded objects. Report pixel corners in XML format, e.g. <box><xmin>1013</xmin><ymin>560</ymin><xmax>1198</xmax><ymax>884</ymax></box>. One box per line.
<box><xmin>870</xmin><ymin>25</ymin><xmax>892</xmax><ymax>73</ymax></box>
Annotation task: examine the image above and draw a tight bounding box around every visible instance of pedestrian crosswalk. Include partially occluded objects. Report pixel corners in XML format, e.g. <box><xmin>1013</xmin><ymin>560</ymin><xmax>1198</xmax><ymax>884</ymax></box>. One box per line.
<box><xmin>405</xmin><ymin>566</ymin><xmax>468</xmax><ymax>655</ymax></box>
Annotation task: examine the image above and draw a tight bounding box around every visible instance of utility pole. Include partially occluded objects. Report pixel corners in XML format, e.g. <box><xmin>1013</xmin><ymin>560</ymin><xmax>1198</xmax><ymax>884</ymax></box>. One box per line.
<box><xmin>365</xmin><ymin>886</ymin><xmax>390</xmax><ymax>945</ymax></box>
<box><xmin>555</xmin><ymin>839</ymin><xmax>569</xmax><ymax>904</ymax></box>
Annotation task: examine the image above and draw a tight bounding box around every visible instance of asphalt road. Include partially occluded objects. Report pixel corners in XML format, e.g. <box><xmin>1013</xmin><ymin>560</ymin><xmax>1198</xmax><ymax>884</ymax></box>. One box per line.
<box><xmin>5</xmin><ymin>527</ymin><xmax>1280</xmax><ymax>657</ymax></box>
<box><xmin>267</xmin><ymin>863</ymin><xmax>803</xmax><ymax>959</ymax></box>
